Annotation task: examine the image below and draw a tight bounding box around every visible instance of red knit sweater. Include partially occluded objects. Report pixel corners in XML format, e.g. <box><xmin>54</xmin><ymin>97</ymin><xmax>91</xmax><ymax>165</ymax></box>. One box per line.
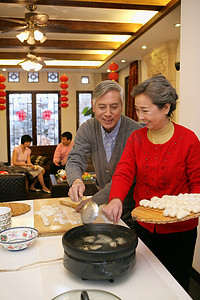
<box><xmin>109</xmin><ymin>123</ymin><xmax>200</xmax><ymax>233</ymax></box>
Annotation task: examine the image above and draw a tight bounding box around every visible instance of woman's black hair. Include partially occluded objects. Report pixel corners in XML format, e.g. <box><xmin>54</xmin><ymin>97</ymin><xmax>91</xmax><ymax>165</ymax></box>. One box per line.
<box><xmin>21</xmin><ymin>134</ymin><xmax>33</xmax><ymax>144</ymax></box>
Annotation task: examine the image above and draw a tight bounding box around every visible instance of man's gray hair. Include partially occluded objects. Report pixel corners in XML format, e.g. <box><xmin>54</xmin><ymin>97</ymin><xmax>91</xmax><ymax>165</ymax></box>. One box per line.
<box><xmin>93</xmin><ymin>80</ymin><xmax>124</xmax><ymax>106</ymax></box>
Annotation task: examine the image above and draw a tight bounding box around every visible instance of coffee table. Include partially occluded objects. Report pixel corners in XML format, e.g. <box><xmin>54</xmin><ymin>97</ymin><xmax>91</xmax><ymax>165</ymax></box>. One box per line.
<box><xmin>49</xmin><ymin>174</ymin><xmax>99</xmax><ymax>198</ymax></box>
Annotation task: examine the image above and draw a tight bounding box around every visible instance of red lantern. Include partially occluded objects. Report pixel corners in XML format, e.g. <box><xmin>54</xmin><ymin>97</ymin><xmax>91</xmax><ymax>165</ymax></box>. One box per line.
<box><xmin>0</xmin><ymin>105</ymin><xmax>6</xmax><ymax>111</ymax></box>
<box><xmin>60</xmin><ymin>90</ymin><xmax>69</xmax><ymax>96</ymax></box>
<box><xmin>60</xmin><ymin>97</ymin><xmax>69</xmax><ymax>102</ymax></box>
<box><xmin>16</xmin><ymin>110</ymin><xmax>27</xmax><ymax>121</ymax></box>
<box><xmin>60</xmin><ymin>75</ymin><xmax>68</xmax><ymax>82</ymax></box>
<box><xmin>0</xmin><ymin>91</ymin><xmax>6</xmax><ymax>97</ymax></box>
<box><xmin>108</xmin><ymin>72</ymin><xmax>119</xmax><ymax>81</ymax></box>
<box><xmin>0</xmin><ymin>75</ymin><xmax>6</xmax><ymax>82</ymax></box>
<box><xmin>0</xmin><ymin>74</ymin><xmax>6</xmax><ymax>111</ymax></box>
<box><xmin>108</xmin><ymin>62</ymin><xmax>119</xmax><ymax>72</ymax></box>
<box><xmin>60</xmin><ymin>102</ymin><xmax>69</xmax><ymax>108</ymax></box>
<box><xmin>60</xmin><ymin>74</ymin><xmax>69</xmax><ymax>108</ymax></box>
<box><xmin>60</xmin><ymin>83</ymin><xmax>68</xmax><ymax>89</ymax></box>
<box><xmin>0</xmin><ymin>83</ymin><xmax>6</xmax><ymax>89</ymax></box>
<box><xmin>0</xmin><ymin>98</ymin><xmax>6</xmax><ymax>104</ymax></box>
<box><xmin>42</xmin><ymin>110</ymin><xmax>52</xmax><ymax>121</ymax></box>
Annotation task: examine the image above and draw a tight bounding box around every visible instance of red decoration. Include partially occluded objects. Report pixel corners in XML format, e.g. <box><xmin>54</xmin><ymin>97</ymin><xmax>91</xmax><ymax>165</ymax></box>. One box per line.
<box><xmin>0</xmin><ymin>98</ymin><xmax>6</xmax><ymax>104</ymax></box>
<box><xmin>0</xmin><ymin>75</ymin><xmax>6</xmax><ymax>82</ymax></box>
<box><xmin>16</xmin><ymin>110</ymin><xmax>27</xmax><ymax>121</ymax></box>
<box><xmin>0</xmin><ymin>74</ymin><xmax>6</xmax><ymax>111</ymax></box>
<box><xmin>0</xmin><ymin>83</ymin><xmax>6</xmax><ymax>89</ymax></box>
<box><xmin>60</xmin><ymin>96</ymin><xmax>69</xmax><ymax>102</ymax></box>
<box><xmin>60</xmin><ymin>83</ymin><xmax>68</xmax><ymax>89</ymax></box>
<box><xmin>108</xmin><ymin>62</ymin><xmax>119</xmax><ymax>82</ymax></box>
<box><xmin>42</xmin><ymin>110</ymin><xmax>52</xmax><ymax>121</ymax></box>
<box><xmin>0</xmin><ymin>171</ymin><xmax>9</xmax><ymax>175</ymax></box>
<box><xmin>108</xmin><ymin>62</ymin><xmax>119</xmax><ymax>72</ymax></box>
<box><xmin>60</xmin><ymin>74</ymin><xmax>69</xmax><ymax>108</ymax></box>
<box><xmin>108</xmin><ymin>72</ymin><xmax>119</xmax><ymax>81</ymax></box>
<box><xmin>60</xmin><ymin>90</ymin><xmax>69</xmax><ymax>96</ymax></box>
<box><xmin>60</xmin><ymin>75</ymin><xmax>68</xmax><ymax>82</ymax></box>
<box><xmin>0</xmin><ymin>105</ymin><xmax>6</xmax><ymax>111</ymax></box>
<box><xmin>60</xmin><ymin>102</ymin><xmax>69</xmax><ymax>108</ymax></box>
<box><xmin>0</xmin><ymin>91</ymin><xmax>6</xmax><ymax>97</ymax></box>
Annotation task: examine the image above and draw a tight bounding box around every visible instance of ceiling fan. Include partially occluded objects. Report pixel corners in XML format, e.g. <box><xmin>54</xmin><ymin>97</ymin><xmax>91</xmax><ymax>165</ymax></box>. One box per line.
<box><xmin>18</xmin><ymin>52</ymin><xmax>53</xmax><ymax>71</ymax></box>
<box><xmin>0</xmin><ymin>4</ymin><xmax>68</xmax><ymax>43</ymax></box>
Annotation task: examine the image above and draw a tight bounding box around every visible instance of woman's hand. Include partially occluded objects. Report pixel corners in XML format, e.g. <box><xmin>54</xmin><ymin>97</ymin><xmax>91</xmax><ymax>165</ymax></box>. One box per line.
<box><xmin>102</xmin><ymin>198</ymin><xmax>123</xmax><ymax>224</ymax></box>
<box><xmin>68</xmin><ymin>178</ymin><xmax>85</xmax><ymax>202</ymax></box>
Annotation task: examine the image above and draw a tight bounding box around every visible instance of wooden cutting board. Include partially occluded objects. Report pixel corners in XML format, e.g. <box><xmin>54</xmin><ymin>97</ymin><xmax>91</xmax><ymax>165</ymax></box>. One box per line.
<box><xmin>0</xmin><ymin>202</ymin><xmax>31</xmax><ymax>216</ymax></box>
<box><xmin>34</xmin><ymin>197</ymin><xmax>106</xmax><ymax>236</ymax></box>
<box><xmin>131</xmin><ymin>206</ymin><xmax>200</xmax><ymax>224</ymax></box>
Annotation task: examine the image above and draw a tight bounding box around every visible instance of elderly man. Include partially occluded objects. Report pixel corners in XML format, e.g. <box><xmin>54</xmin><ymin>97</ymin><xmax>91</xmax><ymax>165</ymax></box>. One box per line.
<box><xmin>66</xmin><ymin>80</ymin><xmax>142</xmax><ymax>226</ymax></box>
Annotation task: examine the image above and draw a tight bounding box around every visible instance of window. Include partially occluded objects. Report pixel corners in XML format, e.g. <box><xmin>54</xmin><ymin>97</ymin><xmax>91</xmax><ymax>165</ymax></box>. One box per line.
<box><xmin>8</xmin><ymin>72</ymin><xmax>19</xmax><ymax>82</ymax></box>
<box><xmin>48</xmin><ymin>72</ymin><xmax>59</xmax><ymax>82</ymax></box>
<box><xmin>81</xmin><ymin>76</ymin><xmax>89</xmax><ymax>84</ymax></box>
<box><xmin>28</xmin><ymin>72</ymin><xmax>39</xmax><ymax>82</ymax></box>
<box><xmin>7</xmin><ymin>91</ymin><xmax>60</xmax><ymax>162</ymax></box>
<box><xmin>76</xmin><ymin>91</ymin><xmax>92</xmax><ymax>130</ymax></box>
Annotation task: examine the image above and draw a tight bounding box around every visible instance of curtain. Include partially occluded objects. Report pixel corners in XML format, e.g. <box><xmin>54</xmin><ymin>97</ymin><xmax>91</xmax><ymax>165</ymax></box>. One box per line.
<box><xmin>126</xmin><ymin>61</ymin><xmax>138</xmax><ymax>121</ymax></box>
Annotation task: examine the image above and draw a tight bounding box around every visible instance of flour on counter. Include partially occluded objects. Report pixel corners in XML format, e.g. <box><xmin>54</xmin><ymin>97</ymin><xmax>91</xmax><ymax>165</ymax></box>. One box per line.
<box><xmin>35</xmin><ymin>205</ymin><xmax>82</xmax><ymax>225</ymax></box>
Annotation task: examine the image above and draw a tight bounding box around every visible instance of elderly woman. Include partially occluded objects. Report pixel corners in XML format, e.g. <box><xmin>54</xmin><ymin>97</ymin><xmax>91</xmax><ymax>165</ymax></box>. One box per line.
<box><xmin>103</xmin><ymin>75</ymin><xmax>200</xmax><ymax>291</ymax></box>
<box><xmin>11</xmin><ymin>134</ymin><xmax>50</xmax><ymax>193</ymax></box>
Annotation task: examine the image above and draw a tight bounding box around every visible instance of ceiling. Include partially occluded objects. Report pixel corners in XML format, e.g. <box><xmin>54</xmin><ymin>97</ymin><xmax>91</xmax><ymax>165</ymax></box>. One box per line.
<box><xmin>0</xmin><ymin>0</ymin><xmax>181</xmax><ymax>73</ymax></box>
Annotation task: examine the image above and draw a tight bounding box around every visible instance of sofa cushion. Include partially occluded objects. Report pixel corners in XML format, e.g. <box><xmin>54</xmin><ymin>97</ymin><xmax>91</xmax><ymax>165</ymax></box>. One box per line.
<box><xmin>31</xmin><ymin>155</ymin><xmax>48</xmax><ymax>166</ymax></box>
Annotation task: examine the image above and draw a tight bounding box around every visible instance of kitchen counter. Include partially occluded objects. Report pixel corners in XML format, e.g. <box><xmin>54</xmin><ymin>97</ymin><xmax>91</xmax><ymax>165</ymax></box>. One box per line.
<box><xmin>0</xmin><ymin>199</ymin><xmax>192</xmax><ymax>300</ymax></box>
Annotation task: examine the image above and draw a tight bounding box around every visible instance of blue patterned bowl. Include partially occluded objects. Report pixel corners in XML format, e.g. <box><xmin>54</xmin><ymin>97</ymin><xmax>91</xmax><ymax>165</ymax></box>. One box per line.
<box><xmin>0</xmin><ymin>227</ymin><xmax>38</xmax><ymax>251</ymax></box>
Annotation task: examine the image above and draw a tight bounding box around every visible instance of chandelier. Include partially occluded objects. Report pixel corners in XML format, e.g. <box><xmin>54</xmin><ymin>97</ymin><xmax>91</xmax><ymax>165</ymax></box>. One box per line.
<box><xmin>16</xmin><ymin>27</ymin><xmax>47</xmax><ymax>45</ymax></box>
<box><xmin>19</xmin><ymin>60</ymin><xmax>43</xmax><ymax>71</ymax></box>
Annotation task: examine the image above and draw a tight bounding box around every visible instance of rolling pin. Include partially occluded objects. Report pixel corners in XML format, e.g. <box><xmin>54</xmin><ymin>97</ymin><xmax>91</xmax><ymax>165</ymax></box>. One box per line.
<box><xmin>59</xmin><ymin>199</ymin><xmax>78</xmax><ymax>208</ymax></box>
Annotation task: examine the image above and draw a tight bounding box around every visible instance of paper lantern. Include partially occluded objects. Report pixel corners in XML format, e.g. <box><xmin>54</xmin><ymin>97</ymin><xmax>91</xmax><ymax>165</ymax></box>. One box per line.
<box><xmin>0</xmin><ymin>98</ymin><xmax>6</xmax><ymax>104</ymax></box>
<box><xmin>60</xmin><ymin>74</ymin><xmax>69</xmax><ymax>108</ymax></box>
<box><xmin>60</xmin><ymin>90</ymin><xmax>69</xmax><ymax>96</ymax></box>
<box><xmin>0</xmin><ymin>74</ymin><xmax>6</xmax><ymax>111</ymax></box>
<box><xmin>60</xmin><ymin>97</ymin><xmax>69</xmax><ymax>102</ymax></box>
<box><xmin>60</xmin><ymin>102</ymin><xmax>69</xmax><ymax>108</ymax></box>
<box><xmin>0</xmin><ymin>105</ymin><xmax>6</xmax><ymax>111</ymax></box>
<box><xmin>108</xmin><ymin>62</ymin><xmax>119</xmax><ymax>82</ymax></box>
<box><xmin>60</xmin><ymin>75</ymin><xmax>68</xmax><ymax>82</ymax></box>
<box><xmin>108</xmin><ymin>62</ymin><xmax>119</xmax><ymax>72</ymax></box>
<box><xmin>108</xmin><ymin>72</ymin><xmax>119</xmax><ymax>81</ymax></box>
<box><xmin>42</xmin><ymin>110</ymin><xmax>52</xmax><ymax>121</ymax></box>
<box><xmin>60</xmin><ymin>83</ymin><xmax>68</xmax><ymax>89</ymax></box>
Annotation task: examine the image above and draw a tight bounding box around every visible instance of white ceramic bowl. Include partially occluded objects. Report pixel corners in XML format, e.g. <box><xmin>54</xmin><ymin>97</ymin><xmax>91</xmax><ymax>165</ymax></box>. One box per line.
<box><xmin>0</xmin><ymin>227</ymin><xmax>38</xmax><ymax>251</ymax></box>
<box><xmin>0</xmin><ymin>207</ymin><xmax>11</xmax><ymax>221</ymax></box>
<box><xmin>0</xmin><ymin>222</ymin><xmax>12</xmax><ymax>232</ymax></box>
<box><xmin>0</xmin><ymin>216</ymin><xmax>11</xmax><ymax>227</ymax></box>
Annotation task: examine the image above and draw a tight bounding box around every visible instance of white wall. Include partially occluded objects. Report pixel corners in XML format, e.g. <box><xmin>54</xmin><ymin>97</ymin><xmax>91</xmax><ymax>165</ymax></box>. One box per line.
<box><xmin>179</xmin><ymin>0</ymin><xmax>200</xmax><ymax>274</ymax></box>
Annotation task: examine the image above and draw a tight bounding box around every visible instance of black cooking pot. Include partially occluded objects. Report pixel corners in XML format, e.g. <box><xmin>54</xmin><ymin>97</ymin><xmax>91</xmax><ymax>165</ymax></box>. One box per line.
<box><xmin>62</xmin><ymin>224</ymin><xmax>138</xmax><ymax>281</ymax></box>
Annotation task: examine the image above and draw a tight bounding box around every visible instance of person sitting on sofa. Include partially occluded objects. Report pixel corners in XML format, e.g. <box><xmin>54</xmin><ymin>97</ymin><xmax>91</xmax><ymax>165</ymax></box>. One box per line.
<box><xmin>11</xmin><ymin>134</ymin><xmax>51</xmax><ymax>193</ymax></box>
<box><xmin>50</xmin><ymin>131</ymin><xmax>73</xmax><ymax>174</ymax></box>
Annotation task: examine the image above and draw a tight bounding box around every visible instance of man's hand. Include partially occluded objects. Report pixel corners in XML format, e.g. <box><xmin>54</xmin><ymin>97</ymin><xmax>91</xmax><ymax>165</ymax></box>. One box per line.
<box><xmin>102</xmin><ymin>198</ymin><xmax>122</xmax><ymax>224</ymax></box>
<box><xmin>75</xmin><ymin>197</ymin><xmax>92</xmax><ymax>212</ymax></box>
<box><xmin>54</xmin><ymin>161</ymin><xmax>60</xmax><ymax>166</ymax></box>
<box><xmin>68</xmin><ymin>178</ymin><xmax>85</xmax><ymax>202</ymax></box>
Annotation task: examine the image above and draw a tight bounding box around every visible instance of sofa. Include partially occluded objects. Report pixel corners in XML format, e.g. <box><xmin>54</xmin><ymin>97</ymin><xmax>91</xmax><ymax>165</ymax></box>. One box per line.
<box><xmin>0</xmin><ymin>173</ymin><xmax>27</xmax><ymax>201</ymax></box>
<box><xmin>29</xmin><ymin>145</ymin><xmax>56</xmax><ymax>177</ymax></box>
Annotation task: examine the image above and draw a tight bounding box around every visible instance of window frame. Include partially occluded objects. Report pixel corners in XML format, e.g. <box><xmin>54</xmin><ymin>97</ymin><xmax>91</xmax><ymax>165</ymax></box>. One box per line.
<box><xmin>6</xmin><ymin>90</ymin><xmax>61</xmax><ymax>164</ymax></box>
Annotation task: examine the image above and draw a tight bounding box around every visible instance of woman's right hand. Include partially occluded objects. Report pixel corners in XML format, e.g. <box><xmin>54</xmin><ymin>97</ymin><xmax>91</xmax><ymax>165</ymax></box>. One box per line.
<box><xmin>68</xmin><ymin>178</ymin><xmax>85</xmax><ymax>202</ymax></box>
<box><xmin>102</xmin><ymin>198</ymin><xmax>123</xmax><ymax>224</ymax></box>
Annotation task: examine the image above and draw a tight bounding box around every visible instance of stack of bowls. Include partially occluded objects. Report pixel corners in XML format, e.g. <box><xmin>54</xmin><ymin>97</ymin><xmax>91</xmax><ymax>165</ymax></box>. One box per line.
<box><xmin>0</xmin><ymin>207</ymin><xmax>12</xmax><ymax>232</ymax></box>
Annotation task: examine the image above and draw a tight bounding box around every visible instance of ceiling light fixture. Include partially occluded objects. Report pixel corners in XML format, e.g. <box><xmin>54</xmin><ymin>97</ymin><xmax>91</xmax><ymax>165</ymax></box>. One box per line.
<box><xmin>121</xmin><ymin>59</ymin><xmax>126</xmax><ymax>63</ymax></box>
<box><xmin>141</xmin><ymin>45</ymin><xmax>147</xmax><ymax>49</ymax></box>
<box><xmin>174</xmin><ymin>23</ymin><xmax>181</xmax><ymax>27</ymax></box>
<box><xmin>19</xmin><ymin>60</ymin><xmax>43</xmax><ymax>72</ymax></box>
<box><xmin>16</xmin><ymin>29</ymin><xmax>47</xmax><ymax>44</ymax></box>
